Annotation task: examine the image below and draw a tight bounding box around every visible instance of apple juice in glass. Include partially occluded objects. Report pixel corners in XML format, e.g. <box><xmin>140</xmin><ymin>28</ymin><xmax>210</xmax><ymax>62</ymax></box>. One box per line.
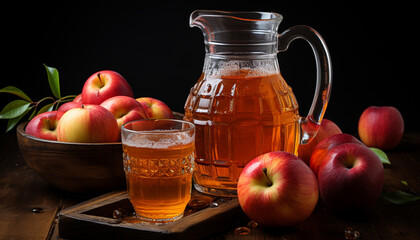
<box><xmin>121</xmin><ymin>119</ymin><xmax>195</xmax><ymax>223</ymax></box>
<box><xmin>184</xmin><ymin>10</ymin><xmax>332</xmax><ymax>197</ymax></box>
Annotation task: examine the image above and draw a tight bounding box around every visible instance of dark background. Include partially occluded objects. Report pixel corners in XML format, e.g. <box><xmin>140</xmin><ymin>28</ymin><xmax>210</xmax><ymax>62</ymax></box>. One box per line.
<box><xmin>1</xmin><ymin>1</ymin><xmax>418</xmax><ymax>134</ymax></box>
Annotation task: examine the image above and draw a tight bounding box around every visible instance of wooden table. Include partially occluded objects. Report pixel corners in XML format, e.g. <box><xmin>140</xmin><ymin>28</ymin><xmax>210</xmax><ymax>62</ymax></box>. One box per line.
<box><xmin>1</xmin><ymin>132</ymin><xmax>419</xmax><ymax>240</ymax></box>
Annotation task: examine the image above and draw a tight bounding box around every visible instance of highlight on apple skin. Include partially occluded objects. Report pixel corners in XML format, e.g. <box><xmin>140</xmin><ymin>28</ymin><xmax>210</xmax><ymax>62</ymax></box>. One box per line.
<box><xmin>358</xmin><ymin>106</ymin><xmax>404</xmax><ymax>150</ymax></box>
<box><xmin>57</xmin><ymin>102</ymin><xmax>83</xmax><ymax>113</ymax></box>
<box><xmin>81</xmin><ymin>70</ymin><xmax>134</xmax><ymax>105</ymax></box>
<box><xmin>56</xmin><ymin>105</ymin><xmax>119</xmax><ymax>143</ymax></box>
<box><xmin>237</xmin><ymin>151</ymin><xmax>318</xmax><ymax>227</ymax></box>
<box><xmin>317</xmin><ymin>143</ymin><xmax>384</xmax><ymax>211</ymax></box>
<box><xmin>298</xmin><ymin>119</ymin><xmax>342</xmax><ymax>165</ymax></box>
<box><xmin>25</xmin><ymin>111</ymin><xmax>64</xmax><ymax>141</ymax></box>
<box><xmin>310</xmin><ymin>133</ymin><xmax>364</xmax><ymax>177</ymax></box>
<box><xmin>136</xmin><ymin>97</ymin><xmax>174</xmax><ymax>119</ymax></box>
<box><xmin>72</xmin><ymin>93</ymin><xmax>82</xmax><ymax>103</ymax></box>
<box><xmin>100</xmin><ymin>96</ymin><xmax>148</xmax><ymax>130</ymax></box>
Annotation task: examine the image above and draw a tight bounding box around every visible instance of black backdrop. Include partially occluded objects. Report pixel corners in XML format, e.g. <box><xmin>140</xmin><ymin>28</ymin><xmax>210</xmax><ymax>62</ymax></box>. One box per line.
<box><xmin>1</xmin><ymin>1</ymin><xmax>418</xmax><ymax>133</ymax></box>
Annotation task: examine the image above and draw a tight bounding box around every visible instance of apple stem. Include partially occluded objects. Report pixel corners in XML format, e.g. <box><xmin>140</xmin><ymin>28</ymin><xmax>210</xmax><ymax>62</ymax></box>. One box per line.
<box><xmin>262</xmin><ymin>167</ymin><xmax>272</xmax><ymax>187</ymax></box>
<box><xmin>46</xmin><ymin>119</ymin><xmax>54</xmax><ymax>131</ymax></box>
<box><xmin>97</xmin><ymin>73</ymin><xmax>104</xmax><ymax>87</ymax></box>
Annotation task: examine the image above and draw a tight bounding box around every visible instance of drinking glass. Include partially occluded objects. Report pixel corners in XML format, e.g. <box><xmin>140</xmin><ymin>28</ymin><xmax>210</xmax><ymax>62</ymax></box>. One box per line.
<box><xmin>121</xmin><ymin>119</ymin><xmax>195</xmax><ymax>224</ymax></box>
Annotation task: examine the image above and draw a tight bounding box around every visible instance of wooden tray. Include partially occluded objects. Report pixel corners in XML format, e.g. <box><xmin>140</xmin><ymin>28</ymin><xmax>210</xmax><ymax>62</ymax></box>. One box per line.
<box><xmin>58</xmin><ymin>190</ymin><xmax>247</xmax><ymax>239</ymax></box>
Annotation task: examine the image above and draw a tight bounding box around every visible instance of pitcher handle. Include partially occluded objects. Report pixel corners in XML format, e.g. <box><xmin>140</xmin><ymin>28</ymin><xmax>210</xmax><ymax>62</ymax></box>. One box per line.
<box><xmin>278</xmin><ymin>25</ymin><xmax>332</xmax><ymax>144</ymax></box>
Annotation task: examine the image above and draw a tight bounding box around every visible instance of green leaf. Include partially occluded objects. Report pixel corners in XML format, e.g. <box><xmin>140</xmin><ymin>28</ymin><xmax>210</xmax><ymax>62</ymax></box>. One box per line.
<box><xmin>370</xmin><ymin>147</ymin><xmax>391</xmax><ymax>165</ymax></box>
<box><xmin>6</xmin><ymin>107</ymin><xmax>33</xmax><ymax>133</ymax></box>
<box><xmin>382</xmin><ymin>190</ymin><xmax>420</xmax><ymax>205</ymax></box>
<box><xmin>0</xmin><ymin>100</ymin><xmax>31</xmax><ymax>119</ymax></box>
<box><xmin>28</xmin><ymin>107</ymin><xmax>37</xmax><ymax>120</ymax></box>
<box><xmin>37</xmin><ymin>103</ymin><xmax>55</xmax><ymax>115</ymax></box>
<box><xmin>43</xmin><ymin>64</ymin><xmax>61</xmax><ymax>99</ymax></box>
<box><xmin>0</xmin><ymin>86</ymin><xmax>32</xmax><ymax>102</ymax></box>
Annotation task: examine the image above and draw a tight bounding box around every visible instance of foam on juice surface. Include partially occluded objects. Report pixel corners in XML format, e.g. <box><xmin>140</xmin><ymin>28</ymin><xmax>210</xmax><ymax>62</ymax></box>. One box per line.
<box><xmin>206</xmin><ymin>59</ymin><xmax>278</xmax><ymax>78</ymax></box>
<box><xmin>124</xmin><ymin>131</ymin><xmax>194</xmax><ymax>149</ymax></box>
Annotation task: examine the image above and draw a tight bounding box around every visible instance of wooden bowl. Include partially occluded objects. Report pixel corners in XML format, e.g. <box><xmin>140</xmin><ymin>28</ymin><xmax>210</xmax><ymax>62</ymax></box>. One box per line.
<box><xmin>16</xmin><ymin>112</ymin><xmax>185</xmax><ymax>193</ymax></box>
<box><xmin>17</xmin><ymin>122</ymin><xmax>125</xmax><ymax>193</ymax></box>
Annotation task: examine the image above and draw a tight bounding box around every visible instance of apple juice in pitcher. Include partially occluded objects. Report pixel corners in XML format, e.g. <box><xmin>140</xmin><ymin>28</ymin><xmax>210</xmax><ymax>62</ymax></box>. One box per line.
<box><xmin>185</xmin><ymin>11</ymin><xmax>332</xmax><ymax>196</ymax></box>
<box><xmin>185</xmin><ymin>60</ymin><xmax>300</xmax><ymax>195</ymax></box>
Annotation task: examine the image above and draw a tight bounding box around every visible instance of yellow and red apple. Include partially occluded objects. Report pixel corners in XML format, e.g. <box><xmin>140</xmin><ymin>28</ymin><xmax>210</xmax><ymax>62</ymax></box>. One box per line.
<box><xmin>136</xmin><ymin>97</ymin><xmax>174</xmax><ymax>119</ymax></box>
<box><xmin>100</xmin><ymin>96</ymin><xmax>148</xmax><ymax>133</ymax></box>
<box><xmin>298</xmin><ymin>119</ymin><xmax>342</xmax><ymax>165</ymax></box>
<box><xmin>81</xmin><ymin>70</ymin><xmax>134</xmax><ymax>105</ymax></box>
<box><xmin>25</xmin><ymin>111</ymin><xmax>64</xmax><ymax>141</ymax></box>
<box><xmin>56</xmin><ymin>105</ymin><xmax>119</xmax><ymax>143</ymax></box>
<box><xmin>237</xmin><ymin>151</ymin><xmax>318</xmax><ymax>227</ymax></box>
<box><xmin>358</xmin><ymin>106</ymin><xmax>404</xmax><ymax>150</ymax></box>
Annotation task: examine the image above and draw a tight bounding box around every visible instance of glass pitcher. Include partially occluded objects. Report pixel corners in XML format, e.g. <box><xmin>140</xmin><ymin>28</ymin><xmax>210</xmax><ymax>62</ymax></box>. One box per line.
<box><xmin>184</xmin><ymin>10</ymin><xmax>332</xmax><ymax>197</ymax></box>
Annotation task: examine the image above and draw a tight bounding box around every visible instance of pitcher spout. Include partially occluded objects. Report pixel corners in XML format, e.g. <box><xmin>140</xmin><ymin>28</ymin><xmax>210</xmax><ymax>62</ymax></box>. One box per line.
<box><xmin>190</xmin><ymin>10</ymin><xmax>283</xmax><ymax>55</ymax></box>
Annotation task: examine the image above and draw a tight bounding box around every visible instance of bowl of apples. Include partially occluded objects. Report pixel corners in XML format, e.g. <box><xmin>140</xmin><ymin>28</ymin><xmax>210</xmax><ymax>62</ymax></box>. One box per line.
<box><xmin>16</xmin><ymin>70</ymin><xmax>180</xmax><ymax>193</ymax></box>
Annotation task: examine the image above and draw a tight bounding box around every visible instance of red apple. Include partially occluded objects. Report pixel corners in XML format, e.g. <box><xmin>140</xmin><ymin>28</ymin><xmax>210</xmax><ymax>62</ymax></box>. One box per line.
<box><xmin>73</xmin><ymin>93</ymin><xmax>82</xmax><ymax>103</ymax></box>
<box><xmin>81</xmin><ymin>70</ymin><xmax>134</xmax><ymax>105</ymax></box>
<box><xmin>57</xmin><ymin>102</ymin><xmax>83</xmax><ymax>112</ymax></box>
<box><xmin>25</xmin><ymin>111</ymin><xmax>64</xmax><ymax>141</ymax></box>
<box><xmin>237</xmin><ymin>151</ymin><xmax>318</xmax><ymax>227</ymax></box>
<box><xmin>317</xmin><ymin>143</ymin><xmax>384</xmax><ymax>211</ymax></box>
<box><xmin>136</xmin><ymin>97</ymin><xmax>174</xmax><ymax>119</ymax></box>
<box><xmin>100</xmin><ymin>96</ymin><xmax>148</xmax><ymax>131</ymax></box>
<box><xmin>298</xmin><ymin>119</ymin><xmax>342</xmax><ymax>165</ymax></box>
<box><xmin>56</xmin><ymin>105</ymin><xmax>119</xmax><ymax>143</ymax></box>
<box><xmin>310</xmin><ymin>134</ymin><xmax>364</xmax><ymax>177</ymax></box>
<box><xmin>358</xmin><ymin>106</ymin><xmax>404</xmax><ymax>150</ymax></box>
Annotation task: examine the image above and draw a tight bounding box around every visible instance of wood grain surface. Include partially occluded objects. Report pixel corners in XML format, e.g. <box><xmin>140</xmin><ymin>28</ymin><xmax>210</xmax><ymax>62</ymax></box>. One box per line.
<box><xmin>1</xmin><ymin>132</ymin><xmax>419</xmax><ymax>240</ymax></box>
